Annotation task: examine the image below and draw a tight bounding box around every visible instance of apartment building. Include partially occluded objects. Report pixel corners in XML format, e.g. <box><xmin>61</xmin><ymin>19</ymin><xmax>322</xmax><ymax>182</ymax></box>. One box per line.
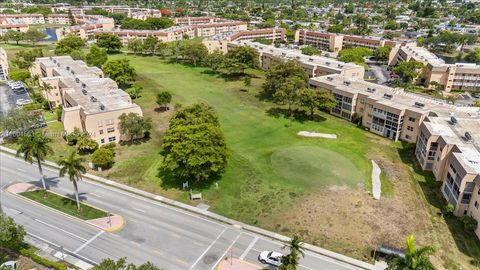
<box><xmin>308</xmin><ymin>74</ymin><xmax>479</xmax><ymax>142</ymax></box>
<box><xmin>193</xmin><ymin>21</ymin><xmax>247</xmax><ymax>37</ymax></box>
<box><xmin>47</xmin><ymin>14</ymin><xmax>72</xmax><ymax>25</ymax></box>
<box><xmin>0</xmin><ymin>13</ymin><xmax>45</xmax><ymax>25</ymax></box>
<box><xmin>56</xmin><ymin>15</ymin><xmax>115</xmax><ymax>40</ymax></box>
<box><xmin>96</xmin><ymin>26</ymin><xmax>195</xmax><ymax>45</ymax></box>
<box><xmin>69</xmin><ymin>6</ymin><xmax>161</xmax><ymax>19</ymax></box>
<box><xmin>229</xmin><ymin>41</ymin><xmax>365</xmax><ymax>79</ymax></box>
<box><xmin>0</xmin><ymin>24</ymin><xmax>29</xmax><ymax>36</ymax></box>
<box><xmin>294</xmin><ymin>29</ymin><xmax>416</xmax><ymax>52</ymax></box>
<box><xmin>416</xmin><ymin>116</ymin><xmax>480</xmax><ymax>238</ymax></box>
<box><xmin>173</xmin><ymin>17</ymin><xmax>230</xmax><ymax>25</ymax></box>
<box><xmin>203</xmin><ymin>28</ymin><xmax>286</xmax><ymax>53</ymax></box>
<box><xmin>389</xmin><ymin>45</ymin><xmax>480</xmax><ymax>92</ymax></box>
<box><xmin>29</xmin><ymin>56</ymin><xmax>142</xmax><ymax>144</ymax></box>
<box><xmin>0</xmin><ymin>47</ymin><xmax>8</xmax><ymax>80</ymax></box>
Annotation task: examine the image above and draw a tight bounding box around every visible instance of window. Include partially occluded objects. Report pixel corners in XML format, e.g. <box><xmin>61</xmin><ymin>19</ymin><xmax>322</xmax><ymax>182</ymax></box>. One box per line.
<box><xmin>408</xmin><ymin>117</ymin><xmax>415</xmax><ymax>122</ymax></box>
<box><xmin>475</xmin><ymin>201</ymin><xmax>479</xmax><ymax>209</ymax></box>
<box><xmin>407</xmin><ymin>126</ymin><xmax>414</xmax><ymax>132</ymax></box>
<box><xmin>99</xmin><ymin>130</ymin><xmax>103</xmax><ymax>135</ymax></box>
<box><xmin>107</xmin><ymin>127</ymin><xmax>115</xmax><ymax>133</ymax></box>
<box><xmin>100</xmin><ymin>139</ymin><xmax>105</xmax><ymax>144</ymax></box>
<box><xmin>108</xmin><ymin>136</ymin><xmax>116</xmax><ymax>142</ymax></box>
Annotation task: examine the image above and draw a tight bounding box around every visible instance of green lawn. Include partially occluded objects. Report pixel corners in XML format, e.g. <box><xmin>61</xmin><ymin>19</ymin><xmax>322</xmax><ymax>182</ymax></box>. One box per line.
<box><xmin>19</xmin><ymin>190</ymin><xmax>106</xmax><ymax>220</ymax></box>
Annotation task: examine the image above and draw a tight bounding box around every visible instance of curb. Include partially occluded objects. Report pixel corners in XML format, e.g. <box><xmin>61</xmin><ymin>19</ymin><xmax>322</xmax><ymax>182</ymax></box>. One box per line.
<box><xmin>5</xmin><ymin>182</ymin><xmax>125</xmax><ymax>233</ymax></box>
<box><xmin>1</xmin><ymin>146</ymin><xmax>380</xmax><ymax>270</ymax></box>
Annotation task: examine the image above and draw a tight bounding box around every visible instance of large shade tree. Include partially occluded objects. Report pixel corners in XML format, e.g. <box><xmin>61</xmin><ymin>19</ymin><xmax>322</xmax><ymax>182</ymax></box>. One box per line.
<box><xmin>160</xmin><ymin>103</ymin><xmax>228</xmax><ymax>182</ymax></box>
<box><xmin>16</xmin><ymin>131</ymin><xmax>54</xmax><ymax>197</ymax></box>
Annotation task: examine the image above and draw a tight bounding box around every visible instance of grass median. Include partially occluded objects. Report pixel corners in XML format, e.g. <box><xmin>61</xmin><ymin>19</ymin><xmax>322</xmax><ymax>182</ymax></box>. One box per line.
<box><xmin>19</xmin><ymin>190</ymin><xmax>106</xmax><ymax>220</ymax></box>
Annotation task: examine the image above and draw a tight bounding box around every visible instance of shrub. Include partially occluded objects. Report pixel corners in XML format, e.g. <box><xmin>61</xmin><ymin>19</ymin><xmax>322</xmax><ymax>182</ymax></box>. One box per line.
<box><xmin>444</xmin><ymin>203</ymin><xmax>455</xmax><ymax>217</ymax></box>
<box><xmin>77</xmin><ymin>136</ymin><xmax>98</xmax><ymax>153</ymax></box>
<box><xmin>65</xmin><ymin>127</ymin><xmax>83</xmax><ymax>145</ymax></box>
<box><xmin>471</xmin><ymin>258</ymin><xmax>480</xmax><ymax>267</ymax></box>
<box><xmin>91</xmin><ymin>146</ymin><xmax>115</xmax><ymax>169</ymax></box>
<box><xmin>19</xmin><ymin>248</ymin><xmax>67</xmax><ymax>270</ymax></box>
<box><xmin>460</xmin><ymin>215</ymin><xmax>478</xmax><ymax>232</ymax></box>
<box><xmin>55</xmin><ymin>107</ymin><xmax>62</xmax><ymax>121</ymax></box>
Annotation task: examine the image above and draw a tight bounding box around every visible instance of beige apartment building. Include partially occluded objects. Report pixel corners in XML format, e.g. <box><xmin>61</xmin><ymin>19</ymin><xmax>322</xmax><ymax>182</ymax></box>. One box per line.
<box><xmin>69</xmin><ymin>6</ymin><xmax>161</xmax><ymax>19</ymax></box>
<box><xmin>97</xmin><ymin>26</ymin><xmax>195</xmax><ymax>45</ymax></box>
<box><xmin>389</xmin><ymin>45</ymin><xmax>480</xmax><ymax>92</ymax></box>
<box><xmin>47</xmin><ymin>14</ymin><xmax>72</xmax><ymax>25</ymax></box>
<box><xmin>30</xmin><ymin>56</ymin><xmax>142</xmax><ymax>145</ymax></box>
<box><xmin>173</xmin><ymin>17</ymin><xmax>230</xmax><ymax>25</ymax></box>
<box><xmin>193</xmin><ymin>21</ymin><xmax>247</xmax><ymax>37</ymax></box>
<box><xmin>0</xmin><ymin>23</ymin><xmax>29</xmax><ymax>36</ymax></box>
<box><xmin>56</xmin><ymin>15</ymin><xmax>115</xmax><ymax>40</ymax></box>
<box><xmin>203</xmin><ymin>28</ymin><xmax>286</xmax><ymax>53</ymax></box>
<box><xmin>0</xmin><ymin>14</ymin><xmax>45</xmax><ymax>25</ymax></box>
<box><xmin>309</xmin><ymin>74</ymin><xmax>479</xmax><ymax>142</ymax></box>
<box><xmin>294</xmin><ymin>29</ymin><xmax>416</xmax><ymax>53</ymax></box>
<box><xmin>0</xmin><ymin>47</ymin><xmax>8</xmax><ymax>80</ymax></box>
<box><xmin>229</xmin><ymin>41</ymin><xmax>365</xmax><ymax>79</ymax></box>
<box><xmin>416</xmin><ymin>116</ymin><xmax>480</xmax><ymax>238</ymax></box>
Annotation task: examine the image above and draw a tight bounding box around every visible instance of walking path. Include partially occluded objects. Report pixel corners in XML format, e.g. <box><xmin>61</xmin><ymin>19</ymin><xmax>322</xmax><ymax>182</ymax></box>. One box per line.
<box><xmin>371</xmin><ymin>160</ymin><xmax>381</xmax><ymax>200</ymax></box>
<box><xmin>297</xmin><ymin>131</ymin><xmax>337</xmax><ymax>139</ymax></box>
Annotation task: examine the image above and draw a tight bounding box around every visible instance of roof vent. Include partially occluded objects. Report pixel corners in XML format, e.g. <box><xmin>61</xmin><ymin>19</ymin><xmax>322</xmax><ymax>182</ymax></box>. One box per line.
<box><xmin>99</xmin><ymin>104</ymin><xmax>105</xmax><ymax>111</ymax></box>
<box><xmin>90</xmin><ymin>96</ymin><xmax>97</xmax><ymax>102</ymax></box>
<box><xmin>367</xmin><ymin>87</ymin><xmax>376</xmax><ymax>93</ymax></box>
<box><xmin>450</xmin><ymin>116</ymin><xmax>457</xmax><ymax>124</ymax></box>
<box><xmin>327</xmin><ymin>77</ymin><xmax>333</xmax><ymax>81</ymax></box>
<box><xmin>53</xmin><ymin>59</ymin><xmax>57</xmax><ymax>63</ymax></box>
<box><xmin>384</xmin><ymin>94</ymin><xmax>393</xmax><ymax>99</ymax></box>
<box><xmin>465</xmin><ymin>132</ymin><xmax>472</xmax><ymax>141</ymax></box>
<box><xmin>343</xmin><ymin>81</ymin><xmax>351</xmax><ymax>86</ymax></box>
<box><xmin>82</xmin><ymin>89</ymin><xmax>87</xmax><ymax>95</ymax></box>
<box><xmin>75</xmin><ymin>78</ymin><xmax>80</xmax><ymax>83</ymax></box>
<box><xmin>414</xmin><ymin>102</ymin><xmax>425</xmax><ymax>107</ymax></box>
<box><xmin>82</xmin><ymin>83</ymin><xmax>86</xmax><ymax>88</ymax></box>
<box><xmin>71</xmin><ymin>70</ymin><xmax>75</xmax><ymax>75</ymax></box>
<box><xmin>66</xmin><ymin>66</ymin><xmax>70</xmax><ymax>71</ymax></box>
<box><xmin>326</xmin><ymin>61</ymin><xmax>330</xmax><ymax>65</ymax></box>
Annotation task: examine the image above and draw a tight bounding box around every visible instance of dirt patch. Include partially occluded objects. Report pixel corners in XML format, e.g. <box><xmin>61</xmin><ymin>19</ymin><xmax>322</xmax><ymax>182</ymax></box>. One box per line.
<box><xmin>262</xmin><ymin>137</ymin><xmax>434</xmax><ymax>262</ymax></box>
<box><xmin>17</xmin><ymin>256</ymin><xmax>50</xmax><ymax>270</ymax></box>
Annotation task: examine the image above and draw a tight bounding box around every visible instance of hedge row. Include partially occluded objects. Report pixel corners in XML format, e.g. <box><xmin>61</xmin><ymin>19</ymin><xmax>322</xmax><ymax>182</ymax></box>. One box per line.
<box><xmin>19</xmin><ymin>248</ymin><xmax>68</xmax><ymax>270</ymax></box>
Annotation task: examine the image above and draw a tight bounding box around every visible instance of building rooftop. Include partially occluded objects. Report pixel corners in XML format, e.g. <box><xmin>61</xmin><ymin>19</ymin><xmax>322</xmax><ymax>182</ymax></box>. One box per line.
<box><xmin>311</xmin><ymin>74</ymin><xmax>480</xmax><ymax>117</ymax></box>
<box><xmin>37</xmin><ymin>56</ymin><xmax>138</xmax><ymax>114</ymax></box>
<box><xmin>402</xmin><ymin>46</ymin><xmax>446</xmax><ymax>66</ymax></box>
<box><xmin>232</xmin><ymin>40</ymin><xmax>362</xmax><ymax>72</ymax></box>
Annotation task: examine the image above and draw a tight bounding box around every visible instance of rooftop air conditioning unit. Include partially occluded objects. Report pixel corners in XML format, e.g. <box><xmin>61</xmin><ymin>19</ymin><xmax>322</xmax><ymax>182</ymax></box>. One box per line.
<box><xmin>465</xmin><ymin>132</ymin><xmax>472</xmax><ymax>141</ymax></box>
<box><xmin>82</xmin><ymin>89</ymin><xmax>87</xmax><ymax>95</ymax></box>
<box><xmin>384</xmin><ymin>94</ymin><xmax>393</xmax><ymax>99</ymax></box>
<box><xmin>414</xmin><ymin>102</ymin><xmax>425</xmax><ymax>107</ymax></box>
<box><xmin>327</xmin><ymin>77</ymin><xmax>333</xmax><ymax>81</ymax></box>
<box><xmin>343</xmin><ymin>81</ymin><xmax>351</xmax><ymax>85</ymax></box>
<box><xmin>99</xmin><ymin>104</ymin><xmax>105</xmax><ymax>111</ymax></box>
<box><xmin>326</xmin><ymin>62</ymin><xmax>330</xmax><ymax>65</ymax></box>
<box><xmin>367</xmin><ymin>87</ymin><xmax>376</xmax><ymax>93</ymax></box>
<box><xmin>66</xmin><ymin>66</ymin><xmax>70</xmax><ymax>71</ymax></box>
<box><xmin>90</xmin><ymin>96</ymin><xmax>97</xmax><ymax>102</ymax></box>
<box><xmin>450</xmin><ymin>116</ymin><xmax>458</xmax><ymax>124</ymax></box>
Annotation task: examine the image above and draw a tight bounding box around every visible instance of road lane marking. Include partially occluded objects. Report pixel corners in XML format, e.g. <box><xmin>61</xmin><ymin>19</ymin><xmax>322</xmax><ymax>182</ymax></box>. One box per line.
<box><xmin>130</xmin><ymin>240</ymin><xmax>141</xmax><ymax>246</ymax></box>
<box><xmin>175</xmin><ymin>258</ymin><xmax>188</xmax><ymax>266</ymax></box>
<box><xmin>90</xmin><ymin>193</ymin><xmax>102</xmax><ymax>198</ymax></box>
<box><xmin>35</xmin><ymin>218</ymin><xmax>88</xmax><ymax>242</ymax></box>
<box><xmin>148</xmin><ymin>225</ymin><xmax>159</xmax><ymax>231</ymax></box>
<box><xmin>193</xmin><ymin>240</ymin><xmax>203</xmax><ymax>247</ymax></box>
<box><xmin>210</xmin><ymin>233</ymin><xmax>243</xmax><ymax>270</ymax></box>
<box><xmin>153</xmin><ymin>249</ymin><xmax>163</xmax><ymax>256</ymax></box>
<box><xmin>74</xmin><ymin>231</ymin><xmax>104</xmax><ymax>253</ymax></box>
<box><xmin>240</xmin><ymin>236</ymin><xmax>258</xmax><ymax>260</ymax></box>
<box><xmin>16</xmin><ymin>168</ymin><xmax>26</xmax><ymax>172</ymax></box>
<box><xmin>132</xmin><ymin>207</ymin><xmax>146</xmax><ymax>213</ymax></box>
<box><xmin>189</xmin><ymin>227</ymin><xmax>228</xmax><ymax>270</ymax></box>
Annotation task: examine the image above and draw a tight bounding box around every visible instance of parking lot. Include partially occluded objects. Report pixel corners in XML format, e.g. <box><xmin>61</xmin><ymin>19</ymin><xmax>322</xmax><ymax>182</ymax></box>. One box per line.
<box><xmin>0</xmin><ymin>82</ymin><xmax>31</xmax><ymax>117</ymax></box>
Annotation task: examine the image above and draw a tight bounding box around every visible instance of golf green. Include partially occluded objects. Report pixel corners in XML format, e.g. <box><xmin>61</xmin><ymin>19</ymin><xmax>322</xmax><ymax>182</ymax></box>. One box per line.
<box><xmin>270</xmin><ymin>145</ymin><xmax>363</xmax><ymax>188</ymax></box>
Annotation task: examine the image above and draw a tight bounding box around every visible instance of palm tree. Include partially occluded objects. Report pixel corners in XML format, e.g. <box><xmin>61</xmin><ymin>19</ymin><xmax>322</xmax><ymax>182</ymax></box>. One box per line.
<box><xmin>16</xmin><ymin>131</ymin><xmax>54</xmax><ymax>197</ymax></box>
<box><xmin>279</xmin><ymin>235</ymin><xmax>305</xmax><ymax>270</ymax></box>
<box><xmin>387</xmin><ymin>235</ymin><xmax>436</xmax><ymax>270</ymax></box>
<box><xmin>39</xmin><ymin>82</ymin><xmax>53</xmax><ymax>111</ymax></box>
<box><xmin>58</xmin><ymin>151</ymin><xmax>86</xmax><ymax>211</ymax></box>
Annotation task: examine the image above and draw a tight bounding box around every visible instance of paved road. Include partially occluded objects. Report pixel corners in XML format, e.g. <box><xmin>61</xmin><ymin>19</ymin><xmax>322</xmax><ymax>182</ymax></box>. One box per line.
<box><xmin>0</xmin><ymin>153</ymin><xmax>363</xmax><ymax>270</ymax></box>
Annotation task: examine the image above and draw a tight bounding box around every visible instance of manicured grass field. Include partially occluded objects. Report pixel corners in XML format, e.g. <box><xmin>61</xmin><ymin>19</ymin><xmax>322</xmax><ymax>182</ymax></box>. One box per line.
<box><xmin>19</xmin><ymin>190</ymin><xmax>106</xmax><ymax>220</ymax></box>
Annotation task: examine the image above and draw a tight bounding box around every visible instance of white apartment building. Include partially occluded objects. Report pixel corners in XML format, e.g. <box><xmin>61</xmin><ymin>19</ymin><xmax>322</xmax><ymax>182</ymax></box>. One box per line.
<box><xmin>0</xmin><ymin>47</ymin><xmax>8</xmax><ymax>80</ymax></box>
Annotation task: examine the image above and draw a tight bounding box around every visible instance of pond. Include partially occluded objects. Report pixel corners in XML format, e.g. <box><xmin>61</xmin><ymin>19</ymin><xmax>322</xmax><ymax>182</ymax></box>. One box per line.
<box><xmin>43</xmin><ymin>28</ymin><xmax>58</xmax><ymax>41</ymax></box>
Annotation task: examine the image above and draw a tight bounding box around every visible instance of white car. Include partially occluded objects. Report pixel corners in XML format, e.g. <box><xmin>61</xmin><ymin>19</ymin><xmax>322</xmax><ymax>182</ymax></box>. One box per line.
<box><xmin>0</xmin><ymin>261</ymin><xmax>17</xmax><ymax>270</ymax></box>
<box><xmin>16</xmin><ymin>99</ymin><xmax>31</xmax><ymax>106</ymax></box>
<box><xmin>258</xmin><ymin>251</ymin><xmax>283</xmax><ymax>267</ymax></box>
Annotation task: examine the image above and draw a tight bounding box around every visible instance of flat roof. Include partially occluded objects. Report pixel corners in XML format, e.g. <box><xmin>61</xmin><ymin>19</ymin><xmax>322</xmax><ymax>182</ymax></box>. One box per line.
<box><xmin>36</xmin><ymin>56</ymin><xmax>138</xmax><ymax>114</ymax></box>
<box><xmin>311</xmin><ymin>74</ymin><xmax>480</xmax><ymax>116</ymax></box>
<box><xmin>231</xmin><ymin>40</ymin><xmax>363</xmax><ymax>72</ymax></box>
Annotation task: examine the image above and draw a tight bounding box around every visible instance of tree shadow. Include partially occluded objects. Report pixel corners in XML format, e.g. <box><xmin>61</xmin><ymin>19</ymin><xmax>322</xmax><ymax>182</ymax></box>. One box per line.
<box><xmin>119</xmin><ymin>136</ymin><xmax>151</xmax><ymax>146</ymax></box>
<box><xmin>265</xmin><ymin>107</ymin><xmax>326</xmax><ymax>123</ymax></box>
<box><xmin>154</xmin><ymin>107</ymin><xmax>170</xmax><ymax>113</ymax></box>
<box><xmin>396</xmin><ymin>142</ymin><xmax>480</xmax><ymax>258</ymax></box>
<box><xmin>63</xmin><ymin>192</ymin><xmax>88</xmax><ymax>202</ymax></box>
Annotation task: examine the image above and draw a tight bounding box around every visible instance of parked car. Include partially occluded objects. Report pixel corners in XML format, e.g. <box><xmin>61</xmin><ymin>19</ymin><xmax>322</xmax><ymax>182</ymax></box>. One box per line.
<box><xmin>0</xmin><ymin>261</ymin><xmax>17</xmax><ymax>270</ymax></box>
<box><xmin>472</xmin><ymin>93</ymin><xmax>480</xmax><ymax>99</ymax></box>
<box><xmin>16</xmin><ymin>99</ymin><xmax>31</xmax><ymax>106</ymax></box>
<box><xmin>258</xmin><ymin>251</ymin><xmax>283</xmax><ymax>267</ymax></box>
